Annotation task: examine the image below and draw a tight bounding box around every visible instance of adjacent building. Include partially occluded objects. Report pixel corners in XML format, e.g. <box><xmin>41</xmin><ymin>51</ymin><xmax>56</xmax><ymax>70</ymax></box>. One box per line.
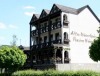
<box><xmin>29</xmin><ymin>4</ymin><xmax>100</xmax><ymax>70</ymax></box>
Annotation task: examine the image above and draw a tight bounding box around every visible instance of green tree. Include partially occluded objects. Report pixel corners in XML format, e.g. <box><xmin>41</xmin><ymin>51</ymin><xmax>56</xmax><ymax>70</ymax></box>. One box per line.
<box><xmin>89</xmin><ymin>27</ymin><xmax>100</xmax><ymax>62</ymax></box>
<box><xmin>0</xmin><ymin>45</ymin><xmax>27</xmax><ymax>73</ymax></box>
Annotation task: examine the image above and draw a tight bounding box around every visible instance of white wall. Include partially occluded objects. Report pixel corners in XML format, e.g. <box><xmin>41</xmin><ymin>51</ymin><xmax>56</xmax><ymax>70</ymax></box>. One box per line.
<box><xmin>62</xmin><ymin>8</ymin><xmax>99</xmax><ymax>63</ymax></box>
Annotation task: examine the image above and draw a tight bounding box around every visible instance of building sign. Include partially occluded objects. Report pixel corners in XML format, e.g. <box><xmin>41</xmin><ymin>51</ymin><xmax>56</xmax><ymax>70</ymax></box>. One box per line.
<box><xmin>71</xmin><ymin>31</ymin><xmax>97</xmax><ymax>43</ymax></box>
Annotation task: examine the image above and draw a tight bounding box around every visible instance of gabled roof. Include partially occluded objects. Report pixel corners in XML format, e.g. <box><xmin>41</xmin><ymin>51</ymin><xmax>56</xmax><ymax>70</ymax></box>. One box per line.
<box><xmin>51</xmin><ymin>4</ymin><xmax>100</xmax><ymax>23</ymax></box>
<box><xmin>30</xmin><ymin>14</ymin><xmax>40</xmax><ymax>24</ymax></box>
<box><xmin>49</xmin><ymin>4</ymin><xmax>77</xmax><ymax>14</ymax></box>
<box><xmin>55</xmin><ymin>4</ymin><xmax>78</xmax><ymax>14</ymax></box>
<box><xmin>30</xmin><ymin>4</ymin><xmax>100</xmax><ymax>23</ymax></box>
<box><xmin>77</xmin><ymin>5</ymin><xmax>88</xmax><ymax>13</ymax></box>
<box><xmin>44</xmin><ymin>9</ymin><xmax>50</xmax><ymax>14</ymax></box>
<box><xmin>77</xmin><ymin>5</ymin><xmax>100</xmax><ymax>23</ymax></box>
<box><xmin>35</xmin><ymin>14</ymin><xmax>40</xmax><ymax>19</ymax></box>
<box><xmin>39</xmin><ymin>9</ymin><xmax>50</xmax><ymax>18</ymax></box>
<box><xmin>50</xmin><ymin>4</ymin><xmax>60</xmax><ymax>14</ymax></box>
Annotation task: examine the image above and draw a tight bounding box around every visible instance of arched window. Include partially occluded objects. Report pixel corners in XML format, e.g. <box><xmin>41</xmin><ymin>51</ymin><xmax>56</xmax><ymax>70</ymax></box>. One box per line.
<box><xmin>64</xmin><ymin>51</ymin><xmax>68</xmax><ymax>58</ymax></box>
<box><xmin>64</xmin><ymin>51</ymin><xmax>69</xmax><ymax>63</ymax></box>
<box><xmin>63</xmin><ymin>14</ymin><xmax>67</xmax><ymax>22</ymax></box>
<box><xmin>64</xmin><ymin>32</ymin><xmax>68</xmax><ymax>39</ymax></box>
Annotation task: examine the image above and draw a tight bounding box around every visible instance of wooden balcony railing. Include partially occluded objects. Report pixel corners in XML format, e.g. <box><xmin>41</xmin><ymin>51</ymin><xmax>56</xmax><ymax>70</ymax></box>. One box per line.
<box><xmin>32</xmin><ymin>30</ymin><xmax>38</xmax><ymax>36</ymax></box>
<box><xmin>51</xmin><ymin>21</ymin><xmax>61</xmax><ymax>30</ymax></box>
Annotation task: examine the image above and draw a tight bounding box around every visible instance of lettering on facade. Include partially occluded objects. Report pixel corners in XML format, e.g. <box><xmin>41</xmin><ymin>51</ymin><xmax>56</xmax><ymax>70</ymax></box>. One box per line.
<box><xmin>71</xmin><ymin>31</ymin><xmax>97</xmax><ymax>43</ymax></box>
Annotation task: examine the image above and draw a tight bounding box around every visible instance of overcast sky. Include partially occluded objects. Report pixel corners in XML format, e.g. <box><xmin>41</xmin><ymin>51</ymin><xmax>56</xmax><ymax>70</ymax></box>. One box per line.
<box><xmin>0</xmin><ymin>0</ymin><xmax>100</xmax><ymax>46</ymax></box>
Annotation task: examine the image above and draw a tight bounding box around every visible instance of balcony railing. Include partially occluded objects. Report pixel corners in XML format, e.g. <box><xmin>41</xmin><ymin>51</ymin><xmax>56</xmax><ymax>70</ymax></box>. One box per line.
<box><xmin>51</xmin><ymin>21</ymin><xmax>61</xmax><ymax>30</ymax></box>
<box><xmin>63</xmin><ymin>20</ymin><xmax>69</xmax><ymax>27</ymax></box>
<box><xmin>40</xmin><ymin>26</ymin><xmax>48</xmax><ymax>34</ymax></box>
<box><xmin>51</xmin><ymin>39</ymin><xmax>62</xmax><ymax>45</ymax></box>
<box><xmin>32</xmin><ymin>39</ymin><xmax>61</xmax><ymax>49</ymax></box>
<box><xmin>53</xmin><ymin>39</ymin><xmax>62</xmax><ymax>44</ymax></box>
<box><xmin>63</xmin><ymin>39</ymin><xmax>70</xmax><ymax>44</ymax></box>
<box><xmin>32</xmin><ymin>30</ymin><xmax>38</xmax><ymax>36</ymax></box>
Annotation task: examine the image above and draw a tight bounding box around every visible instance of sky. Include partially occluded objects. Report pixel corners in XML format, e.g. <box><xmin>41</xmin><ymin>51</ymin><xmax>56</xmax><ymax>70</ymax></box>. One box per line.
<box><xmin>0</xmin><ymin>0</ymin><xmax>100</xmax><ymax>47</ymax></box>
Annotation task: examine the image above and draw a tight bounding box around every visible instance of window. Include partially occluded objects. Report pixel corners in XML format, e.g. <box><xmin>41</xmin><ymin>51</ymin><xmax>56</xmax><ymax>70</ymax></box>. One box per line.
<box><xmin>64</xmin><ymin>32</ymin><xmax>69</xmax><ymax>44</ymax></box>
<box><xmin>55</xmin><ymin>18</ymin><xmax>58</xmax><ymax>22</ymax></box>
<box><xmin>50</xmin><ymin>34</ymin><xmax>53</xmax><ymax>41</ymax></box>
<box><xmin>50</xmin><ymin>20</ymin><xmax>52</xmax><ymax>24</ymax></box>
<box><xmin>63</xmin><ymin>14</ymin><xmax>68</xmax><ymax>22</ymax></box>
<box><xmin>40</xmin><ymin>37</ymin><xmax>42</xmax><ymax>43</ymax></box>
<box><xmin>50</xmin><ymin>21</ymin><xmax>53</xmax><ymax>30</ymax></box>
<box><xmin>55</xmin><ymin>33</ymin><xmax>59</xmax><ymax>40</ymax></box>
<box><xmin>64</xmin><ymin>32</ymin><xmax>68</xmax><ymax>39</ymax></box>
<box><xmin>63</xmin><ymin>14</ymin><xmax>69</xmax><ymax>27</ymax></box>
<box><xmin>64</xmin><ymin>51</ymin><xmax>68</xmax><ymax>58</ymax></box>
<box><xmin>56</xmin><ymin>18</ymin><xmax>61</xmax><ymax>28</ymax></box>
<box><xmin>64</xmin><ymin>51</ymin><xmax>69</xmax><ymax>63</ymax></box>
<box><xmin>44</xmin><ymin>36</ymin><xmax>47</xmax><ymax>43</ymax></box>
<box><xmin>44</xmin><ymin>22</ymin><xmax>47</xmax><ymax>27</ymax></box>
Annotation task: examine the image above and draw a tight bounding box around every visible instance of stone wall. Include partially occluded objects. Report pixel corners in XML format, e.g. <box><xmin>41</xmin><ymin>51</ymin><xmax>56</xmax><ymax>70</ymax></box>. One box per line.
<box><xmin>56</xmin><ymin>63</ymin><xmax>100</xmax><ymax>71</ymax></box>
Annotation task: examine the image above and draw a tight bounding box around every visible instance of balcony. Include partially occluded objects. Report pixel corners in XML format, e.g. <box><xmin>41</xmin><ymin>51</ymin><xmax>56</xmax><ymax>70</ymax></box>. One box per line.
<box><xmin>51</xmin><ymin>39</ymin><xmax>62</xmax><ymax>45</ymax></box>
<box><xmin>32</xmin><ymin>45</ymin><xmax>36</xmax><ymax>49</ymax></box>
<box><xmin>38</xmin><ymin>42</ymin><xmax>49</xmax><ymax>48</ymax></box>
<box><xmin>32</xmin><ymin>30</ymin><xmax>38</xmax><ymax>36</ymax></box>
<box><xmin>63</xmin><ymin>20</ymin><xmax>69</xmax><ymax>27</ymax></box>
<box><xmin>40</xmin><ymin>26</ymin><xmax>48</xmax><ymax>34</ymax></box>
<box><xmin>51</xmin><ymin>21</ymin><xmax>61</xmax><ymax>30</ymax></box>
<box><xmin>63</xmin><ymin>39</ymin><xmax>70</xmax><ymax>44</ymax></box>
<box><xmin>53</xmin><ymin>39</ymin><xmax>62</xmax><ymax>44</ymax></box>
<box><xmin>43</xmin><ymin>42</ymin><xmax>49</xmax><ymax>47</ymax></box>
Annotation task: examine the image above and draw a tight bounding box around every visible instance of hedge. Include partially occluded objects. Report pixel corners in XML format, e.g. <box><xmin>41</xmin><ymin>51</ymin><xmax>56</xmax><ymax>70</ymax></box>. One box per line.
<box><xmin>11</xmin><ymin>69</ymin><xmax>100</xmax><ymax>76</ymax></box>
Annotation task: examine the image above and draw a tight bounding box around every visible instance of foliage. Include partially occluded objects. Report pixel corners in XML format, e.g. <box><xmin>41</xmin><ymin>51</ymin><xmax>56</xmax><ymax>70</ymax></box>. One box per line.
<box><xmin>12</xmin><ymin>69</ymin><xmax>100</xmax><ymax>76</ymax></box>
<box><xmin>12</xmin><ymin>69</ymin><xmax>43</xmax><ymax>76</ymax></box>
<box><xmin>0</xmin><ymin>45</ymin><xmax>27</xmax><ymax>71</ymax></box>
<box><xmin>89</xmin><ymin>37</ymin><xmax>100</xmax><ymax>62</ymax></box>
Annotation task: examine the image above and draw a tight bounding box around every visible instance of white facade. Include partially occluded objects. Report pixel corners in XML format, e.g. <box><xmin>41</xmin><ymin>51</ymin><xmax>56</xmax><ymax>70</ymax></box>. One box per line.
<box><xmin>30</xmin><ymin>4</ymin><xmax>100</xmax><ymax>66</ymax></box>
<box><xmin>61</xmin><ymin>8</ymin><xmax>99</xmax><ymax>63</ymax></box>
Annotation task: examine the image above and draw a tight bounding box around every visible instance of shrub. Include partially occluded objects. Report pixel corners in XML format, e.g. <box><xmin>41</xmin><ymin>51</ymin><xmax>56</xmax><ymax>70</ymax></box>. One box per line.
<box><xmin>0</xmin><ymin>45</ymin><xmax>27</xmax><ymax>74</ymax></box>
<box><xmin>12</xmin><ymin>69</ymin><xmax>43</xmax><ymax>76</ymax></box>
<box><xmin>12</xmin><ymin>69</ymin><xmax>100</xmax><ymax>76</ymax></box>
